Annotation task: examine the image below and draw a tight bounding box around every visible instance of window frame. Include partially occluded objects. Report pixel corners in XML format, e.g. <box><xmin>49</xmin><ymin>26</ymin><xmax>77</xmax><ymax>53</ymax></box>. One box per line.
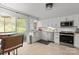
<box><xmin>0</xmin><ymin>16</ymin><xmax>16</xmax><ymax>33</ymax></box>
<box><xmin>0</xmin><ymin>16</ymin><xmax>26</xmax><ymax>33</ymax></box>
<box><xmin>16</xmin><ymin>18</ymin><xmax>26</xmax><ymax>33</ymax></box>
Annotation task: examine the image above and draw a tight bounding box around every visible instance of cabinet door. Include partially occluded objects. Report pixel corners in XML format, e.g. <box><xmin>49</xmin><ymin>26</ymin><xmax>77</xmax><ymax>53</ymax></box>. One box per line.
<box><xmin>74</xmin><ymin>34</ymin><xmax>79</xmax><ymax>48</ymax></box>
<box><xmin>41</xmin><ymin>20</ymin><xmax>47</xmax><ymax>27</ymax></box>
<box><xmin>54</xmin><ymin>33</ymin><xmax>60</xmax><ymax>44</ymax></box>
<box><xmin>67</xmin><ymin>16</ymin><xmax>74</xmax><ymax>21</ymax></box>
<box><xmin>48</xmin><ymin>19</ymin><xmax>52</xmax><ymax>27</ymax></box>
<box><xmin>47</xmin><ymin>32</ymin><xmax>54</xmax><ymax>41</ymax></box>
<box><xmin>42</xmin><ymin>32</ymin><xmax>48</xmax><ymax>41</ymax></box>
<box><xmin>33</xmin><ymin>32</ymin><xmax>38</xmax><ymax>43</ymax></box>
<box><xmin>60</xmin><ymin>16</ymin><xmax>66</xmax><ymax>21</ymax></box>
<box><xmin>33</xmin><ymin>31</ymin><xmax>41</xmax><ymax>42</ymax></box>
<box><xmin>74</xmin><ymin>15</ymin><xmax>79</xmax><ymax>27</ymax></box>
<box><xmin>52</xmin><ymin>18</ymin><xmax>60</xmax><ymax>28</ymax></box>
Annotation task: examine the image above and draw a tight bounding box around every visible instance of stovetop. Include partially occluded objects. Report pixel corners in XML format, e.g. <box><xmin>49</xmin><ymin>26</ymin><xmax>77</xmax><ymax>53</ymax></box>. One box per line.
<box><xmin>60</xmin><ymin>31</ymin><xmax>75</xmax><ymax>33</ymax></box>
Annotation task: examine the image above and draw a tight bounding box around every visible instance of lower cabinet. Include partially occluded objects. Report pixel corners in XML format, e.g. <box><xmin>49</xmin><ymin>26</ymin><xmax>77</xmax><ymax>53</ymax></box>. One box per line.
<box><xmin>27</xmin><ymin>31</ymin><xmax>42</xmax><ymax>44</ymax></box>
<box><xmin>41</xmin><ymin>32</ymin><xmax>48</xmax><ymax>41</ymax></box>
<box><xmin>54</xmin><ymin>32</ymin><xmax>60</xmax><ymax>44</ymax></box>
<box><xmin>33</xmin><ymin>31</ymin><xmax>42</xmax><ymax>42</ymax></box>
<box><xmin>41</xmin><ymin>32</ymin><xmax>60</xmax><ymax>43</ymax></box>
<box><xmin>41</xmin><ymin>31</ymin><xmax>54</xmax><ymax>41</ymax></box>
<box><xmin>33</xmin><ymin>31</ymin><xmax>60</xmax><ymax>44</ymax></box>
<box><xmin>74</xmin><ymin>34</ymin><xmax>79</xmax><ymax>48</ymax></box>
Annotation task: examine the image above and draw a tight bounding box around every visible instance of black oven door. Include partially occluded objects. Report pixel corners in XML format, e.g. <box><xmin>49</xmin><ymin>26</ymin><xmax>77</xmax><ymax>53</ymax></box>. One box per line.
<box><xmin>60</xmin><ymin>35</ymin><xmax>74</xmax><ymax>44</ymax></box>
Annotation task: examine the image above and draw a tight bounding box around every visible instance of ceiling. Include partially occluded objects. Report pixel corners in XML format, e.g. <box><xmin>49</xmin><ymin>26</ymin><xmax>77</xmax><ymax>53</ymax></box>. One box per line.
<box><xmin>1</xmin><ymin>3</ymin><xmax>79</xmax><ymax>19</ymax></box>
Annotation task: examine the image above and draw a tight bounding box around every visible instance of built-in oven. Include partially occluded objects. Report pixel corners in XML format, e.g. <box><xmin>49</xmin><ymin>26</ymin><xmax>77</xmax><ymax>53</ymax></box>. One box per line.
<box><xmin>60</xmin><ymin>21</ymin><xmax>74</xmax><ymax>27</ymax></box>
<box><xmin>60</xmin><ymin>32</ymin><xmax>74</xmax><ymax>47</ymax></box>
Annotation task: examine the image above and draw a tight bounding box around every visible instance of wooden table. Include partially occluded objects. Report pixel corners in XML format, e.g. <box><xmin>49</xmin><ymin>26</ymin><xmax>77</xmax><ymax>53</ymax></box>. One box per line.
<box><xmin>0</xmin><ymin>33</ymin><xmax>24</xmax><ymax>55</ymax></box>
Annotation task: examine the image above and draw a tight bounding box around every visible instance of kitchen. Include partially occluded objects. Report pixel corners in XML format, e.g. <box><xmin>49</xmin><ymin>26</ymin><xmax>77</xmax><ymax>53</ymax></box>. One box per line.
<box><xmin>1</xmin><ymin>3</ymin><xmax>79</xmax><ymax>55</ymax></box>
<box><xmin>29</xmin><ymin>15</ymin><xmax>79</xmax><ymax>47</ymax></box>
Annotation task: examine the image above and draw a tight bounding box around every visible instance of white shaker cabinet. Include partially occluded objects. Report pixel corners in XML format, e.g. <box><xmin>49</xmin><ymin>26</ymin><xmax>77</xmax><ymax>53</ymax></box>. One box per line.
<box><xmin>60</xmin><ymin>16</ymin><xmax>66</xmax><ymax>21</ymax></box>
<box><xmin>33</xmin><ymin>31</ymin><xmax>42</xmax><ymax>42</ymax></box>
<box><xmin>74</xmin><ymin>15</ymin><xmax>79</xmax><ymax>27</ymax></box>
<box><xmin>67</xmin><ymin>16</ymin><xmax>74</xmax><ymax>21</ymax></box>
<box><xmin>74</xmin><ymin>33</ymin><xmax>79</xmax><ymax>48</ymax></box>
<box><xmin>52</xmin><ymin>17</ymin><xmax>60</xmax><ymax>28</ymax></box>
<box><xmin>48</xmin><ymin>19</ymin><xmax>53</xmax><ymax>27</ymax></box>
<box><xmin>41</xmin><ymin>31</ymin><xmax>48</xmax><ymax>41</ymax></box>
<box><xmin>41</xmin><ymin>20</ymin><xmax>48</xmax><ymax>27</ymax></box>
<box><xmin>41</xmin><ymin>31</ymin><xmax>54</xmax><ymax>41</ymax></box>
<box><xmin>54</xmin><ymin>32</ymin><xmax>60</xmax><ymax>44</ymax></box>
<box><xmin>47</xmin><ymin>32</ymin><xmax>54</xmax><ymax>41</ymax></box>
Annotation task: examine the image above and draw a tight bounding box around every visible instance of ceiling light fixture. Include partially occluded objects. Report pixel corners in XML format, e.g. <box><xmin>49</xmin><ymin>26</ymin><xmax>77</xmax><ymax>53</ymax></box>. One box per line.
<box><xmin>46</xmin><ymin>3</ymin><xmax>53</xmax><ymax>10</ymax></box>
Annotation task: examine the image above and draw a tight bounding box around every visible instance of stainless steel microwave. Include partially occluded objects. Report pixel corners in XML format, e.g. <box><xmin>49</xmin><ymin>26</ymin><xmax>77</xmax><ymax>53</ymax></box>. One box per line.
<box><xmin>60</xmin><ymin>21</ymin><xmax>73</xmax><ymax>27</ymax></box>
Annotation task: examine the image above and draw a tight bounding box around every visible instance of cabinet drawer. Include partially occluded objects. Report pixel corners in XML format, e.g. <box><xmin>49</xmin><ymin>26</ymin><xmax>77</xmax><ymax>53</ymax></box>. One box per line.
<box><xmin>74</xmin><ymin>35</ymin><xmax>79</xmax><ymax>48</ymax></box>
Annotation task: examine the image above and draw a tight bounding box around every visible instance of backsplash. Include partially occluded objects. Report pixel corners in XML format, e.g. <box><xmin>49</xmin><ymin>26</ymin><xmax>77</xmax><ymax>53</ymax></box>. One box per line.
<box><xmin>59</xmin><ymin>27</ymin><xmax>77</xmax><ymax>32</ymax></box>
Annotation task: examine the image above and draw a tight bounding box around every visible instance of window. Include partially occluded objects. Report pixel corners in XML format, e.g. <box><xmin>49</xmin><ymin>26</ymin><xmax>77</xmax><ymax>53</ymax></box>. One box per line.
<box><xmin>0</xmin><ymin>22</ymin><xmax>4</xmax><ymax>32</ymax></box>
<box><xmin>5</xmin><ymin>17</ymin><xmax>16</xmax><ymax>32</ymax></box>
<box><xmin>0</xmin><ymin>16</ymin><xmax>16</xmax><ymax>32</ymax></box>
<box><xmin>0</xmin><ymin>16</ymin><xmax>26</xmax><ymax>33</ymax></box>
<box><xmin>0</xmin><ymin>16</ymin><xmax>4</xmax><ymax>32</ymax></box>
<box><xmin>17</xmin><ymin>18</ymin><xmax>26</xmax><ymax>33</ymax></box>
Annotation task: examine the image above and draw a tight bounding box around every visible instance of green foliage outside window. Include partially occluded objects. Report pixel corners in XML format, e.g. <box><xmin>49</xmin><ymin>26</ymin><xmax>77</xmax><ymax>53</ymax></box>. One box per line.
<box><xmin>17</xmin><ymin>18</ymin><xmax>26</xmax><ymax>33</ymax></box>
<box><xmin>0</xmin><ymin>16</ymin><xmax>26</xmax><ymax>33</ymax></box>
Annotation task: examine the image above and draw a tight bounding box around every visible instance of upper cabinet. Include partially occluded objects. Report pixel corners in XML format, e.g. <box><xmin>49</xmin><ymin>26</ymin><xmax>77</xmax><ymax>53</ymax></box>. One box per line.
<box><xmin>66</xmin><ymin>16</ymin><xmax>74</xmax><ymax>21</ymax></box>
<box><xmin>41</xmin><ymin>20</ymin><xmax>49</xmax><ymax>27</ymax></box>
<box><xmin>60</xmin><ymin>16</ymin><xmax>74</xmax><ymax>21</ymax></box>
<box><xmin>41</xmin><ymin>14</ymin><xmax>79</xmax><ymax>28</ymax></box>
<box><xmin>74</xmin><ymin>15</ymin><xmax>79</xmax><ymax>27</ymax></box>
<box><xmin>60</xmin><ymin>16</ymin><xmax>66</xmax><ymax>21</ymax></box>
<box><xmin>55</xmin><ymin>17</ymin><xmax>60</xmax><ymax>28</ymax></box>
